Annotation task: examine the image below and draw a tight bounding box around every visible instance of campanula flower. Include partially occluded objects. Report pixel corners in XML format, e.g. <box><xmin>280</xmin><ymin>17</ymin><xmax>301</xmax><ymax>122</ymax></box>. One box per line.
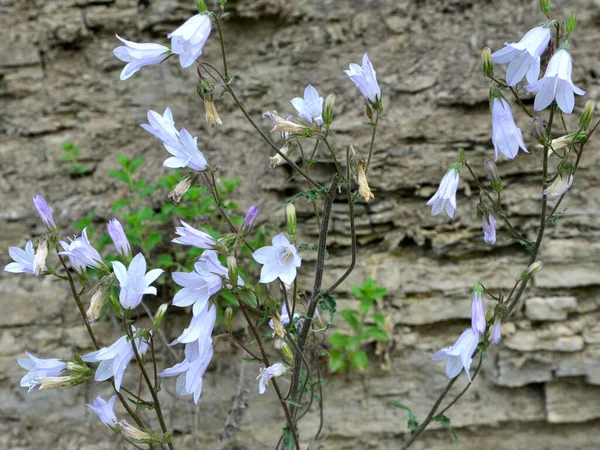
<box><xmin>291</xmin><ymin>85</ymin><xmax>324</xmax><ymax>125</ymax></box>
<box><xmin>17</xmin><ymin>352</ymin><xmax>66</xmax><ymax>393</ymax></box>
<box><xmin>140</xmin><ymin>107</ymin><xmax>180</xmax><ymax>149</ymax></box>
<box><xmin>172</xmin><ymin>220</ymin><xmax>215</xmax><ymax>249</ymax></box>
<box><xmin>257</xmin><ymin>362</ymin><xmax>287</xmax><ymax>394</ymax></box>
<box><xmin>163</xmin><ymin>128</ymin><xmax>207</xmax><ymax>171</ymax></box>
<box><xmin>471</xmin><ymin>286</ymin><xmax>486</xmax><ymax>334</ymax></box>
<box><xmin>491</xmin><ymin>98</ymin><xmax>528</xmax><ymax>160</ymax></box>
<box><xmin>82</xmin><ymin>328</ymin><xmax>149</xmax><ymax>392</ymax></box>
<box><xmin>168</xmin><ymin>14</ymin><xmax>211</xmax><ymax>69</ymax></box>
<box><xmin>525</xmin><ymin>49</ymin><xmax>586</xmax><ymax>114</ymax></box>
<box><xmin>170</xmin><ymin>303</ymin><xmax>217</xmax><ymax>346</ymax></box>
<box><xmin>4</xmin><ymin>240</ymin><xmax>36</xmax><ymax>275</ymax></box>
<box><xmin>491</xmin><ymin>26</ymin><xmax>551</xmax><ymax>86</ymax></box>
<box><xmin>112</xmin><ymin>253</ymin><xmax>163</xmax><ymax>310</ymax></box>
<box><xmin>107</xmin><ymin>219</ymin><xmax>131</xmax><ymax>258</ymax></box>
<box><xmin>252</xmin><ymin>233</ymin><xmax>302</xmax><ymax>285</ymax></box>
<box><xmin>242</xmin><ymin>205</ymin><xmax>260</xmax><ymax>232</ymax></box>
<box><xmin>431</xmin><ymin>328</ymin><xmax>479</xmax><ymax>382</ymax></box>
<box><xmin>491</xmin><ymin>318</ymin><xmax>502</xmax><ymax>344</ymax></box>
<box><xmin>59</xmin><ymin>228</ymin><xmax>103</xmax><ymax>272</ymax></box>
<box><xmin>113</xmin><ymin>35</ymin><xmax>170</xmax><ymax>80</ymax></box>
<box><xmin>87</xmin><ymin>395</ymin><xmax>118</xmax><ymax>427</ymax></box>
<box><xmin>482</xmin><ymin>213</ymin><xmax>497</xmax><ymax>245</ymax></box>
<box><xmin>426</xmin><ymin>166</ymin><xmax>460</xmax><ymax>219</ymax></box>
<box><xmin>344</xmin><ymin>53</ymin><xmax>382</xmax><ymax>104</ymax></box>
<box><xmin>33</xmin><ymin>194</ymin><xmax>56</xmax><ymax>230</ymax></box>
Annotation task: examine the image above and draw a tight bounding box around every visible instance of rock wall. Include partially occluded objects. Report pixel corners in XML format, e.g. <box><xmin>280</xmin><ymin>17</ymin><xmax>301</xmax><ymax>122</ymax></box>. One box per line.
<box><xmin>2</xmin><ymin>0</ymin><xmax>600</xmax><ymax>449</ymax></box>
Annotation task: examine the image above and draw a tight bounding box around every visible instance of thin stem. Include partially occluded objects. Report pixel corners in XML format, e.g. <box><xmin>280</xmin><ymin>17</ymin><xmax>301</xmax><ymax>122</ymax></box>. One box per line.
<box><xmin>215</xmin><ymin>12</ymin><xmax>228</xmax><ymax>78</ymax></box>
<box><xmin>229</xmin><ymin>334</ymin><xmax>263</xmax><ymax>362</ymax></box>
<box><xmin>366</xmin><ymin>109</ymin><xmax>381</xmax><ymax>173</ymax></box>
<box><xmin>435</xmin><ymin>353</ymin><xmax>484</xmax><ymax>418</ymax></box>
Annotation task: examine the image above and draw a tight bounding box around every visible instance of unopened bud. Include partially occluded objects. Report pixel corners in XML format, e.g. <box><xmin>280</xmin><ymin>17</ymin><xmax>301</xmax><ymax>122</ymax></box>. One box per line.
<box><xmin>530</xmin><ymin>116</ymin><xmax>547</xmax><ymax>144</ymax></box>
<box><xmin>204</xmin><ymin>97</ymin><xmax>223</xmax><ymax>126</ymax></box>
<box><xmin>224</xmin><ymin>307</ymin><xmax>233</xmax><ymax>332</ymax></box>
<box><xmin>38</xmin><ymin>376</ymin><xmax>73</xmax><ymax>390</ymax></box>
<box><xmin>323</xmin><ymin>94</ymin><xmax>336</xmax><ymax>125</ymax></box>
<box><xmin>86</xmin><ymin>286</ymin><xmax>105</xmax><ymax>323</ymax></box>
<box><xmin>196</xmin><ymin>0</ymin><xmax>208</xmax><ymax>12</ymax></box>
<box><xmin>286</xmin><ymin>203</ymin><xmax>297</xmax><ymax>237</ymax></box>
<box><xmin>539</xmin><ymin>0</ymin><xmax>550</xmax><ymax>14</ymax></box>
<box><xmin>66</xmin><ymin>361</ymin><xmax>91</xmax><ymax>375</ymax></box>
<box><xmin>153</xmin><ymin>303</ymin><xmax>168</xmax><ymax>331</ymax></box>
<box><xmin>281</xmin><ymin>342</ymin><xmax>294</xmax><ymax>364</ymax></box>
<box><xmin>523</xmin><ymin>260</ymin><xmax>544</xmax><ymax>279</ymax></box>
<box><xmin>227</xmin><ymin>256</ymin><xmax>238</xmax><ymax>284</ymax></box>
<box><xmin>579</xmin><ymin>100</ymin><xmax>594</xmax><ymax>130</ymax></box>
<box><xmin>119</xmin><ymin>421</ymin><xmax>153</xmax><ymax>442</ymax></box>
<box><xmin>482</xmin><ymin>47</ymin><xmax>494</xmax><ymax>78</ymax></box>
<box><xmin>168</xmin><ymin>175</ymin><xmax>194</xmax><ymax>204</ymax></box>
<box><xmin>242</xmin><ymin>205</ymin><xmax>260</xmax><ymax>232</ymax></box>
<box><xmin>34</xmin><ymin>237</ymin><xmax>49</xmax><ymax>276</ymax></box>
<box><xmin>365</xmin><ymin>103</ymin><xmax>374</xmax><ymax>122</ymax></box>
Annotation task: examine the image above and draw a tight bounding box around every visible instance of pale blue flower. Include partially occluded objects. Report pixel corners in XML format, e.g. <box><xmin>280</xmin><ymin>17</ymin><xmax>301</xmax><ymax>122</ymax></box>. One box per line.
<box><xmin>5</xmin><ymin>240</ymin><xmax>36</xmax><ymax>275</ymax></box>
<box><xmin>491</xmin><ymin>98</ymin><xmax>528</xmax><ymax>160</ymax></box>
<box><xmin>112</xmin><ymin>253</ymin><xmax>163</xmax><ymax>310</ymax></box>
<box><xmin>33</xmin><ymin>194</ymin><xmax>56</xmax><ymax>230</ymax></box>
<box><xmin>172</xmin><ymin>220</ymin><xmax>215</xmax><ymax>249</ymax></box>
<box><xmin>86</xmin><ymin>395</ymin><xmax>118</xmax><ymax>427</ymax></box>
<box><xmin>242</xmin><ymin>205</ymin><xmax>260</xmax><ymax>232</ymax></box>
<box><xmin>113</xmin><ymin>35</ymin><xmax>170</xmax><ymax>81</ymax></box>
<box><xmin>107</xmin><ymin>219</ymin><xmax>131</xmax><ymax>258</ymax></box>
<box><xmin>17</xmin><ymin>351</ymin><xmax>66</xmax><ymax>393</ymax></box>
<box><xmin>59</xmin><ymin>228</ymin><xmax>103</xmax><ymax>272</ymax></box>
<box><xmin>163</xmin><ymin>128</ymin><xmax>207</xmax><ymax>171</ymax></box>
<box><xmin>426</xmin><ymin>167</ymin><xmax>460</xmax><ymax>218</ymax></box>
<box><xmin>168</xmin><ymin>14</ymin><xmax>212</xmax><ymax>69</ymax></box>
<box><xmin>170</xmin><ymin>303</ymin><xmax>217</xmax><ymax>346</ymax></box>
<box><xmin>344</xmin><ymin>53</ymin><xmax>381</xmax><ymax>103</ymax></box>
<box><xmin>291</xmin><ymin>85</ymin><xmax>324</xmax><ymax>126</ymax></box>
<box><xmin>252</xmin><ymin>233</ymin><xmax>301</xmax><ymax>285</ymax></box>
<box><xmin>257</xmin><ymin>362</ymin><xmax>286</xmax><ymax>394</ymax></box>
<box><xmin>141</xmin><ymin>107</ymin><xmax>180</xmax><ymax>149</ymax></box>
<box><xmin>471</xmin><ymin>288</ymin><xmax>486</xmax><ymax>334</ymax></box>
<box><xmin>431</xmin><ymin>328</ymin><xmax>479</xmax><ymax>382</ymax></box>
<box><xmin>483</xmin><ymin>213</ymin><xmax>497</xmax><ymax>245</ymax></box>
<box><xmin>491</xmin><ymin>318</ymin><xmax>502</xmax><ymax>344</ymax></box>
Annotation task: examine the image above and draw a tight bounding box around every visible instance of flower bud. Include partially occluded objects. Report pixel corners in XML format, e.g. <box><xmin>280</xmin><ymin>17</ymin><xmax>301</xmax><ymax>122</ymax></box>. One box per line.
<box><xmin>66</xmin><ymin>361</ymin><xmax>92</xmax><ymax>375</ymax></box>
<box><xmin>153</xmin><ymin>303</ymin><xmax>168</xmax><ymax>331</ymax></box>
<box><xmin>482</xmin><ymin>47</ymin><xmax>493</xmax><ymax>78</ymax></box>
<box><xmin>196</xmin><ymin>0</ymin><xmax>208</xmax><ymax>12</ymax></box>
<box><xmin>365</xmin><ymin>103</ymin><xmax>374</xmax><ymax>122</ymax></box>
<box><xmin>33</xmin><ymin>194</ymin><xmax>57</xmax><ymax>231</ymax></box>
<box><xmin>286</xmin><ymin>203</ymin><xmax>297</xmax><ymax>237</ymax></box>
<box><xmin>522</xmin><ymin>261</ymin><xmax>543</xmax><ymax>280</ymax></box>
<box><xmin>204</xmin><ymin>97</ymin><xmax>223</xmax><ymax>126</ymax></box>
<box><xmin>168</xmin><ymin>174</ymin><xmax>194</xmax><ymax>205</ymax></box>
<box><xmin>227</xmin><ymin>256</ymin><xmax>238</xmax><ymax>284</ymax></box>
<box><xmin>107</xmin><ymin>218</ymin><xmax>131</xmax><ymax>259</ymax></box>
<box><xmin>242</xmin><ymin>205</ymin><xmax>260</xmax><ymax>232</ymax></box>
<box><xmin>224</xmin><ymin>306</ymin><xmax>233</xmax><ymax>332</ymax></box>
<box><xmin>119</xmin><ymin>421</ymin><xmax>154</xmax><ymax>442</ymax></box>
<box><xmin>579</xmin><ymin>100</ymin><xmax>594</xmax><ymax>130</ymax></box>
<box><xmin>281</xmin><ymin>342</ymin><xmax>294</xmax><ymax>365</ymax></box>
<box><xmin>86</xmin><ymin>286</ymin><xmax>105</xmax><ymax>323</ymax></box>
<box><xmin>539</xmin><ymin>0</ymin><xmax>550</xmax><ymax>14</ymax></box>
<box><xmin>34</xmin><ymin>237</ymin><xmax>49</xmax><ymax>276</ymax></box>
<box><xmin>530</xmin><ymin>116</ymin><xmax>547</xmax><ymax>144</ymax></box>
<box><xmin>323</xmin><ymin>94</ymin><xmax>335</xmax><ymax>125</ymax></box>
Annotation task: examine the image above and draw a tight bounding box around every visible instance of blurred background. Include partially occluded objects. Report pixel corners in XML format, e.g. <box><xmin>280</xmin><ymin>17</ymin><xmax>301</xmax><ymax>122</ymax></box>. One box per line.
<box><xmin>1</xmin><ymin>0</ymin><xmax>600</xmax><ymax>449</ymax></box>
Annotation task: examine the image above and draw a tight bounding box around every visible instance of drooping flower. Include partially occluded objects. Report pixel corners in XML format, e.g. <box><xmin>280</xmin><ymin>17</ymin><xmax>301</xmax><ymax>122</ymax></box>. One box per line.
<box><xmin>172</xmin><ymin>261</ymin><xmax>223</xmax><ymax>316</ymax></box>
<box><xmin>107</xmin><ymin>219</ymin><xmax>131</xmax><ymax>258</ymax></box>
<box><xmin>257</xmin><ymin>362</ymin><xmax>287</xmax><ymax>394</ymax></box>
<box><xmin>168</xmin><ymin>14</ymin><xmax>212</xmax><ymax>69</ymax></box>
<box><xmin>163</xmin><ymin>128</ymin><xmax>208</xmax><ymax>171</ymax></box>
<box><xmin>491</xmin><ymin>318</ymin><xmax>502</xmax><ymax>344</ymax></box>
<box><xmin>59</xmin><ymin>228</ymin><xmax>103</xmax><ymax>272</ymax></box>
<box><xmin>112</xmin><ymin>253</ymin><xmax>163</xmax><ymax>310</ymax></box>
<box><xmin>252</xmin><ymin>233</ymin><xmax>302</xmax><ymax>285</ymax></box>
<box><xmin>82</xmin><ymin>328</ymin><xmax>149</xmax><ymax>392</ymax></box>
<box><xmin>471</xmin><ymin>287</ymin><xmax>486</xmax><ymax>334</ymax></box>
<box><xmin>172</xmin><ymin>220</ymin><xmax>215</xmax><ymax>249</ymax></box>
<box><xmin>4</xmin><ymin>240</ymin><xmax>36</xmax><ymax>275</ymax></box>
<box><xmin>242</xmin><ymin>205</ymin><xmax>260</xmax><ymax>232</ymax></box>
<box><xmin>491</xmin><ymin>26</ymin><xmax>552</xmax><ymax>86</ymax></box>
<box><xmin>426</xmin><ymin>166</ymin><xmax>460</xmax><ymax>219</ymax></box>
<box><xmin>431</xmin><ymin>328</ymin><xmax>480</xmax><ymax>382</ymax></box>
<box><xmin>17</xmin><ymin>351</ymin><xmax>66</xmax><ymax>393</ymax></box>
<box><xmin>525</xmin><ymin>49</ymin><xmax>586</xmax><ymax>114</ymax></box>
<box><xmin>140</xmin><ymin>108</ymin><xmax>181</xmax><ymax>150</ymax></box>
<box><xmin>170</xmin><ymin>303</ymin><xmax>217</xmax><ymax>346</ymax></box>
<box><xmin>544</xmin><ymin>172</ymin><xmax>574</xmax><ymax>200</ymax></box>
<box><xmin>86</xmin><ymin>395</ymin><xmax>118</xmax><ymax>427</ymax></box>
<box><xmin>491</xmin><ymin>98</ymin><xmax>528</xmax><ymax>160</ymax></box>
<box><xmin>113</xmin><ymin>35</ymin><xmax>170</xmax><ymax>81</ymax></box>
<box><xmin>33</xmin><ymin>194</ymin><xmax>56</xmax><ymax>230</ymax></box>
<box><xmin>87</xmin><ymin>285</ymin><xmax>105</xmax><ymax>323</ymax></box>
<box><xmin>291</xmin><ymin>85</ymin><xmax>324</xmax><ymax>126</ymax></box>
<box><xmin>119</xmin><ymin>421</ymin><xmax>153</xmax><ymax>442</ymax></box>
<box><xmin>344</xmin><ymin>53</ymin><xmax>382</xmax><ymax>104</ymax></box>
<box><xmin>482</xmin><ymin>213</ymin><xmax>497</xmax><ymax>245</ymax></box>
<box><xmin>33</xmin><ymin>238</ymin><xmax>49</xmax><ymax>276</ymax></box>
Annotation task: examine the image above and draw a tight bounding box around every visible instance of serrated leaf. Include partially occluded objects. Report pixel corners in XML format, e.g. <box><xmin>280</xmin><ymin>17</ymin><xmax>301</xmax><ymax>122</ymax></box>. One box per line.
<box><xmin>371</xmin><ymin>312</ymin><xmax>386</xmax><ymax>327</ymax></box>
<box><xmin>348</xmin><ymin>350</ymin><xmax>368</xmax><ymax>371</ymax></box>
<box><xmin>361</xmin><ymin>326</ymin><xmax>389</xmax><ymax>342</ymax></box>
<box><xmin>131</xmin><ymin>156</ymin><xmax>145</xmax><ymax>172</ymax></box>
<box><xmin>433</xmin><ymin>415</ymin><xmax>459</xmax><ymax>450</ymax></box>
<box><xmin>391</xmin><ymin>402</ymin><xmax>420</xmax><ymax>433</ymax></box>
<box><xmin>111</xmin><ymin>198</ymin><xmax>131</xmax><ymax>213</ymax></box>
<box><xmin>118</xmin><ymin>153</ymin><xmax>131</xmax><ymax>170</ymax></box>
<box><xmin>328</xmin><ymin>332</ymin><xmax>349</xmax><ymax>348</ymax></box>
<box><xmin>339</xmin><ymin>309</ymin><xmax>359</xmax><ymax>331</ymax></box>
<box><xmin>108</xmin><ymin>169</ymin><xmax>131</xmax><ymax>184</ymax></box>
<box><xmin>327</xmin><ymin>348</ymin><xmax>346</xmax><ymax>373</ymax></box>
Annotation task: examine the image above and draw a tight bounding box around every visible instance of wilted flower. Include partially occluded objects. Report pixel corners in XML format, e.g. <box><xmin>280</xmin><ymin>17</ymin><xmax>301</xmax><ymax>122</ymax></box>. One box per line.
<box><xmin>170</xmin><ymin>303</ymin><xmax>217</xmax><ymax>346</ymax></box>
<box><xmin>168</xmin><ymin>14</ymin><xmax>212</xmax><ymax>69</ymax></box>
<box><xmin>168</xmin><ymin>175</ymin><xmax>194</xmax><ymax>204</ymax></box>
<box><xmin>17</xmin><ymin>351</ymin><xmax>66</xmax><ymax>393</ymax></box>
<box><xmin>525</xmin><ymin>49</ymin><xmax>586</xmax><ymax>114</ymax></box>
<box><xmin>37</xmin><ymin>375</ymin><xmax>73</xmax><ymax>390</ymax></box>
<box><xmin>86</xmin><ymin>285</ymin><xmax>105</xmax><ymax>323</ymax></box>
<box><xmin>172</xmin><ymin>220</ymin><xmax>215</xmax><ymax>249</ymax></box>
<box><xmin>252</xmin><ymin>233</ymin><xmax>302</xmax><ymax>285</ymax></box>
<box><xmin>87</xmin><ymin>395</ymin><xmax>118</xmax><ymax>427</ymax></box>
<box><xmin>530</xmin><ymin>116</ymin><xmax>546</xmax><ymax>143</ymax></box>
<box><xmin>344</xmin><ymin>53</ymin><xmax>382</xmax><ymax>104</ymax></box>
<box><xmin>431</xmin><ymin>328</ymin><xmax>480</xmax><ymax>382</ymax></box>
<box><xmin>291</xmin><ymin>85</ymin><xmax>324</xmax><ymax>126</ymax></box>
<box><xmin>491</xmin><ymin>26</ymin><xmax>551</xmax><ymax>86</ymax></box>
<box><xmin>471</xmin><ymin>286</ymin><xmax>486</xmax><ymax>334</ymax></box>
<box><xmin>112</xmin><ymin>253</ymin><xmax>163</xmax><ymax>310</ymax></box>
<box><xmin>426</xmin><ymin>166</ymin><xmax>460</xmax><ymax>218</ymax></box>
<box><xmin>257</xmin><ymin>362</ymin><xmax>287</xmax><ymax>394</ymax></box>
<box><xmin>5</xmin><ymin>240</ymin><xmax>36</xmax><ymax>275</ymax></box>
<box><xmin>491</xmin><ymin>98</ymin><xmax>528</xmax><ymax>160</ymax></box>
<box><xmin>357</xmin><ymin>158</ymin><xmax>374</xmax><ymax>203</ymax></box>
<box><xmin>107</xmin><ymin>219</ymin><xmax>131</xmax><ymax>258</ymax></box>
<box><xmin>204</xmin><ymin>98</ymin><xmax>222</xmax><ymax>126</ymax></box>
<box><xmin>544</xmin><ymin>172</ymin><xmax>574</xmax><ymax>200</ymax></box>
<box><xmin>141</xmin><ymin>107</ymin><xmax>180</xmax><ymax>149</ymax></box>
<box><xmin>59</xmin><ymin>228</ymin><xmax>103</xmax><ymax>272</ymax></box>
<box><xmin>33</xmin><ymin>194</ymin><xmax>56</xmax><ymax>230</ymax></box>
<box><xmin>119</xmin><ymin>421</ymin><xmax>153</xmax><ymax>442</ymax></box>
<box><xmin>491</xmin><ymin>318</ymin><xmax>502</xmax><ymax>344</ymax></box>
<box><xmin>113</xmin><ymin>35</ymin><xmax>170</xmax><ymax>81</ymax></box>
<box><xmin>482</xmin><ymin>213</ymin><xmax>497</xmax><ymax>245</ymax></box>
<box><xmin>269</xmin><ymin>301</ymin><xmax>300</xmax><ymax>334</ymax></box>
<box><xmin>263</xmin><ymin>111</ymin><xmax>307</xmax><ymax>135</ymax></box>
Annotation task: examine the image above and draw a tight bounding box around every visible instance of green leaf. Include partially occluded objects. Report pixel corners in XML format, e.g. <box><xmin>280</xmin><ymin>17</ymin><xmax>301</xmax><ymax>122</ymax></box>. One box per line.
<box><xmin>371</xmin><ymin>312</ymin><xmax>386</xmax><ymax>327</ymax></box>
<box><xmin>117</xmin><ymin>153</ymin><xmax>131</xmax><ymax>170</ymax></box>
<box><xmin>361</xmin><ymin>326</ymin><xmax>389</xmax><ymax>342</ymax></box>
<box><xmin>339</xmin><ymin>309</ymin><xmax>359</xmax><ymax>331</ymax></box>
<box><xmin>328</xmin><ymin>332</ymin><xmax>349</xmax><ymax>348</ymax></box>
<box><xmin>131</xmin><ymin>156</ymin><xmax>145</xmax><ymax>172</ymax></box>
<box><xmin>391</xmin><ymin>402</ymin><xmax>420</xmax><ymax>433</ymax></box>
<box><xmin>283</xmin><ymin>188</ymin><xmax>329</xmax><ymax>205</ymax></box>
<box><xmin>359</xmin><ymin>298</ymin><xmax>374</xmax><ymax>314</ymax></box>
<box><xmin>348</xmin><ymin>350</ymin><xmax>368</xmax><ymax>371</ymax></box>
<box><xmin>136</xmin><ymin>207</ymin><xmax>154</xmax><ymax>222</ymax></box>
<box><xmin>108</xmin><ymin>169</ymin><xmax>131</xmax><ymax>185</ymax></box>
<box><xmin>327</xmin><ymin>348</ymin><xmax>347</xmax><ymax>373</ymax></box>
<box><xmin>433</xmin><ymin>415</ymin><xmax>459</xmax><ymax>450</ymax></box>
<box><xmin>111</xmin><ymin>198</ymin><xmax>131</xmax><ymax>212</ymax></box>
<box><xmin>567</xmin><ymin>12</ymin><xmax>577</xmax><ymax>34</ymax></box>
<box><xmin>145</xmin><ymin>232</ymin><xmax>163</xmax><ymax>252</ymax></box>
<box><xmin>156</xmin><ymin>253</ymin><xmax>174</xmax><ymax>269</ymax></box>
<box><xmin>539</xmin><ymin>0</ymin><xmax>550</xmax><ymax>14</ymax></box>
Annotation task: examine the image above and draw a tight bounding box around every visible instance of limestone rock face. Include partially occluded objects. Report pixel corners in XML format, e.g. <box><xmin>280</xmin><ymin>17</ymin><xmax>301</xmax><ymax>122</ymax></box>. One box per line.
<box><xmin>1</xmin><ymin>0</ymin><xmax>600</xmax><ymax>449</ymax></box>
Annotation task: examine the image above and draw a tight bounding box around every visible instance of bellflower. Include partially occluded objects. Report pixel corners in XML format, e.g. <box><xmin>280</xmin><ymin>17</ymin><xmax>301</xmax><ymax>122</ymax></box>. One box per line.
<box><xmin>33</xmin><ymin>194</ymin><xmax>56</xmax><ymax>230</ymax></box>
<box><xmin>491</xmin><ymin>318</ymin><xmax>502</xmax><ymax>344</ymax></box>
<box><xmin>257</xmin><ymin>362</ymin><xmax>287</xmax><ymax>395</ymax></box>
<box><xmin>291</xmin><ymin>85</ymin><xmax>324</xmax><ymax>126</ymax></box>
<box><xmin>113</xmin><ymin>35</ymin><xmax>170</xmax><ymax>81</ymax></box>
<box><xmin>172</xmin><ymin>220</ymin><xmax>215</xmax><ymax>249</ymax></box>
<box><xmin>426</xmin><ymin>166</ymin><xmax>460</xmax><ymax>218</ymax></box>
<box><xmin>491</xmin><ymin>98</ymin><xmax>528</xmax><ymax>160</ymax></box>
<box><xmin>491</xmin><ymin>26</ymin><xmax>551</xmax><ymax>86</ymax></box>
<box><xmin>269</xmin><ymin>301</ymin><xmax>300</xmax><ymax>331</ymax></box>
<box><xmin>82</xmin><ymin>329</ymin><xmax>149</xmax><ymax>391</ymax></box>
<box><xmin>107</xmin><ymin>219</ymin><xmax>131</xmax><ymax>258</ymax></box>
<box><xmin>86</xmin><ymin>395</ymin><xmax>118</xmax><ymax>427</ymax></box>
<box><xmin>544</xmin><ymin>172</ymin><xmax>574</xmax><ymax>200</ymax></box>
<box><xmin>471</xmin><ymin>287</ymin><xmax>486</xmax><ymax>334</ymax></box>
<box><xmin>482</xmin><ymin>213</ymin><xmax>497</xmax><ymax>245</ymax></box>
<box><xmin>17</xmin><ymin>352</ymin><xmax>66</xmax><ymax>393</ymax></box>
<box><xmin>112</xmin><ymin>253</ymin><xmax>163</xmax><ymax>310</ymax></box>
<box><xmin>5</xmin><ymin>240</ymin><xmax>36</xmax><ymax>275</ymax></box>
<box><xmin>170</xmin><ymin>303</ymin><xmax>217</xmax><ymax>346</ymax></box>
<box><xmin>431</xmin><ymin>328</ymin><xmax>479</xmax><ymax>382</ymax></box>
<box><xmin>168</xmin><ymin>14</ymin><xmax>211</xmax><ymax>69</ymax></box>
<box><xmin>242</xmin><ymin>205</ymin><xmax>260</xmax><ymax>232</ymax></box>
<box><xmin>59</xmin><ymin>228</ymin><xmax>103</xmax><ymax>271</ymax></box>
<box><xmin>344</xmin><ymin>53</ymin><xmax>382</xmax><ymax>104</ymax></box>
<box><xmin>252</xmin><ymin>233</ymin><xmax>302</xmax><ymax>285</ymax></box>
<box><xmin>163</xmin><ymin>128</ymin><xmax>208</xmax><ymax>171</ymax></box>
<box><xmin>140</xmin><ymin>108</ymin><xmax>180</xmax><ymax>149</ymax></box>
<box><xmin>525</xmin><ymin>49</ymin><xmax>586</xmax><ymax>114</ymax></box>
